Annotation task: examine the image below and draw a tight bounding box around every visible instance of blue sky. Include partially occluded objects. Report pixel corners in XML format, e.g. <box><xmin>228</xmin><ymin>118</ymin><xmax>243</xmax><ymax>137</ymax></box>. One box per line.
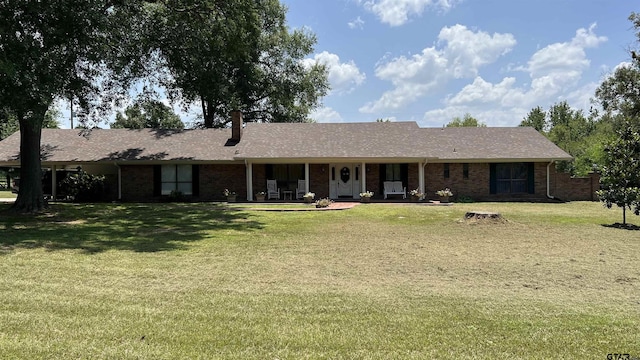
<box><xmin>285</xmin><ymin>0</ymin><xmax>638</xmax><ymax>126</ymax></box>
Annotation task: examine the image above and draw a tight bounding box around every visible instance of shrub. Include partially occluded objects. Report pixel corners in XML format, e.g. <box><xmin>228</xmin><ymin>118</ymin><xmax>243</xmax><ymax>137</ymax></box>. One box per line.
<box><xmin>60</xmin><ymin>170</ymin><xmax>107</xmax><ymax>202</ymax></box>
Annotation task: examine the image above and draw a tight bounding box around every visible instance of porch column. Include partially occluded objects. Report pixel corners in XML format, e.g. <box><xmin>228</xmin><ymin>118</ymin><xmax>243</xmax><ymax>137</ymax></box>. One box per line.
<box><xmin>418</xmin><ymin>161</ymin><xmax>425</xmax><ymax>200</ymax></box>
<box><xmin>361</xmin><ymin>162</ymin><xmax>366</xmax><ymax>195</ymax></box>
<box><xmin>305</xmin><ymin>163</ymin><xmax>310</xmax><ymax>193</ymax></box>
<box><xmin>51</xmin><ymin>165</ymin><xmax>57</xmax><ymax>199</ymax></box>
<box><xmin>117</xmin><ymin>164</ymin><xmax>122</xmax><ymax>200</ymax></box>
<box><xmin>246</xmin><ymin>161</ymin><xmax>253</xmax><ymax>201</ymax></box>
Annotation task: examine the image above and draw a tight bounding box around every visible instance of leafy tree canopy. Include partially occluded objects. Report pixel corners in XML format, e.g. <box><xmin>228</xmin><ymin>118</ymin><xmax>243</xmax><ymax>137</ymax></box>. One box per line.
<box><xmin>519</xmin><ymin>101</ymin><xmax>605</xmax><ymax>176</ymax></box>
<box><xmin>151</xmin><ymin>0</ymin><xmax>329</xmax><ymax>128</ymax></box>
<box><xmin>595</xmin><ymin>12</ymin><xmax>640</xmax><ymax>128</ymax></box>
<box><xmin>0</xmin><ymin>1</ymin><xmax>149</xmax><ymax>212</ymax></box>
<box><xmin>446</xmin><ymin>113</ymin><xmax>486</xmax><ymax>127</ymax></box>
<box><xmin>1</xmin><ymin>0</ymin><xmax>328</xmax><ymax>212</ymax></box>
<box><xmin>112</xmin><ymin>100</ymin><xmax>184</xmax><ymax>129</ymax></box>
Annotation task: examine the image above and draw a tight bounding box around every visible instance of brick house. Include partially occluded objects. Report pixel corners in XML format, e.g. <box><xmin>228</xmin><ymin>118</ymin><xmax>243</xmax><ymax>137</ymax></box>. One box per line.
<box><xmin>0</xmin><ymin>111</ymin><xmax>586</xmax><ymax>202</ymax></box>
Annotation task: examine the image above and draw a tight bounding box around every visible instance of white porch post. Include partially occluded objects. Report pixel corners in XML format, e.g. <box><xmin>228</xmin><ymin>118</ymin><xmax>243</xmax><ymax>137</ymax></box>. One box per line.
<box><xmin>246</xmin><ymin>161</ymin><xmax>253</xmax><ymax>201</ymax></box>
<box><xmin>305</xmin><ymin>163</ymin><xmax>310</xmax><ymax>193</ymax></box>
<box><xmin>418</xmin><ymin>161</ymin><xmax>425</xmax><ymax>200</ymax></box>
<box><xmin>361</xmin><ymin>162</ymin><xmax>366</xmax><ymax>194</ymax></box>
<box><xmin>117</xmin><ymin>164</ymin><xmax>122</xmax><ymax>200</ymax></box>
<box><xmin>51</xmin><ymin>165</ymin><xmax>57</xmax><ymax>199</ymax></box>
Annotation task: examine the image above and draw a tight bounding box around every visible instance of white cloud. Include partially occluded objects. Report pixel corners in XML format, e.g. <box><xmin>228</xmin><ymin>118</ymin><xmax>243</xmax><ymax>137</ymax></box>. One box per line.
<box><xmin>526</xmin><ymin>23</ymin><xmax>606</xmax><ymax>78</ymax></box>
<box><xmin>424</xmin><ymin>24</ymin><xmax>607</xmax><ymax>126</ymax></box>
<box><xmin>348</xmin><ymin>16</ymin><xmax>365</xmax><ymax>29</ymax></box>
<box><xmin>359</xmin><ymin>0</ymin><xmax>461</xmax><ymax>27</ymax></box>
<box><xmin>447</xmin><ymin>77</ymin><xmax>516</xmax><ymax>105</ymax></box>
<box><xmin>311</xmin><ymin>107</ymin><xmax>344</xmax><ymax>123</ymax></box>
<box><xmin>303</xmin><ymin>51</ymin><xmax>366</xmax><ymax>95</ymax></box>
<box><xmin>360</xmin><ymin>24</ymin><xmax>515</xmax><ymax>113</ymax></box>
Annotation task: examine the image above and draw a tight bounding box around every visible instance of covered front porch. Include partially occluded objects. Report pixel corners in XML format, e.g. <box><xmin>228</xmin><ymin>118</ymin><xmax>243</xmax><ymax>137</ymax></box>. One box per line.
<box><xmin>243</xmin><ymin>158</ymin><xmax>431</xmax><ymax>202</ymax></box>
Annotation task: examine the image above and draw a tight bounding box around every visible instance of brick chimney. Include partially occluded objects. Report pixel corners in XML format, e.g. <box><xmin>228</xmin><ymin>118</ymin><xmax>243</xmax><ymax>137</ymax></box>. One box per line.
<box><xmin>231</xmin><ymin>110</ymin><xmax>243</xmax><ymax>143</ymax></box>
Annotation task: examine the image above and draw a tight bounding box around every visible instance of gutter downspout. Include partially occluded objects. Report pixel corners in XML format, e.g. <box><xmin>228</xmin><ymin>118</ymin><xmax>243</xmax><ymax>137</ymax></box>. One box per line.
<box><xmin>546</xmin><ymin>160</ymin><xmax>555</xmax><ymax>200</ymax></box>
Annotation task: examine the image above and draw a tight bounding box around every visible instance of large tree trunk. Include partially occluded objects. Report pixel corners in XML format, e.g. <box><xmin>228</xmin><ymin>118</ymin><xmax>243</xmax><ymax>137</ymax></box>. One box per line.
<box><xmin>10</xmin><ymin>112</ymin><xmax>46</xmax><ymax>213</ymax></box>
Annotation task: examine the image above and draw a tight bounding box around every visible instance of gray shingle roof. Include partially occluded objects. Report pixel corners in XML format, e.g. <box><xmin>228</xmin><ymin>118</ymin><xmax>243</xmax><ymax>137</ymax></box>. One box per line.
<box><xmin>0</xmin><ymin>122</ymin><xmax>572</xmax><ymax>165</ymax></box>
<box><xmin>0</xmin><ymin>128</ymin><xmax>240</xmax><ymax>164</ymax></box>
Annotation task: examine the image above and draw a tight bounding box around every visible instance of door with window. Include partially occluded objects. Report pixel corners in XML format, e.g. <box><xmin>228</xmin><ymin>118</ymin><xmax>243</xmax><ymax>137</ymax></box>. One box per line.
<box><xmin>329</xmin><ymin>164</ymin><xmax>361</xmax><ymax>199</ymax></box>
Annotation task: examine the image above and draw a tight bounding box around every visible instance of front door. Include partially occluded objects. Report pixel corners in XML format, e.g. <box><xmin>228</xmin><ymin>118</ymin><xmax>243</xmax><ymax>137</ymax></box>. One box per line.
<box><xmin>329</xmin><ymin>164</ymin><xmax>361</xmax><ymax>199</ymax></box>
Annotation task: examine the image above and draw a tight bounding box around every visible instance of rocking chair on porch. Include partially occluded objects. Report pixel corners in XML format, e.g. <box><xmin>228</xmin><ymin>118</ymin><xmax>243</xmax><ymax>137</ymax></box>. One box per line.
<box><xmin>267</xmin><ymin>179</ymin><xmax>280</xmax><ymax>200</ymax></box>
<box><xmin>295</xmin><ymin>180</ymin><xmax>306</xmax><ymax>199</ymax></box>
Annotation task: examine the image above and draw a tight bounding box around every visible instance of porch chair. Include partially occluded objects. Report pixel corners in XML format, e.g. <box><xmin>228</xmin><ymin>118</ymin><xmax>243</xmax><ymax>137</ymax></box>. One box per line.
<box><xmin>295</xmin><ymin>179</ymin><xmax>306</xmax><ymax>199</ymax></box>
<box><xmin>383</xmin><ymin>181</ymin><xmax>406</xmax><ymax>199</ymax></box>
<box><xmin>266</xmin><ymin>179</ymin><xmax>280</xmax><ymax>200</ymax></box>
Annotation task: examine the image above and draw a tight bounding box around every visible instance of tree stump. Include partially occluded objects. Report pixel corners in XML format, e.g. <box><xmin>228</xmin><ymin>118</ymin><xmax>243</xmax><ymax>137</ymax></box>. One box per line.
<box><xmin>464</xmin><ymin>211</ymin><xmax>503</xmax><ymax>221</ymax></box>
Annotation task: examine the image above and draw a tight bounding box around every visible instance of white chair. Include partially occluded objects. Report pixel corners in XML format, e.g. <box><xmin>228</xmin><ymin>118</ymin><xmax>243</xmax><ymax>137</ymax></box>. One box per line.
<box><xmin>383</xmin><ymin>181</ymin><xmax>406</xmax><ymax>199</ymax></box>
<box><xmin>295</xmin><ymin>179</ymin><xmax>306</xmax><ymax>199</ymax></box>
<box><xmin>267</xmin><ymin>179</ymin><xmax>280</xmax><ymax>200</ymax></box>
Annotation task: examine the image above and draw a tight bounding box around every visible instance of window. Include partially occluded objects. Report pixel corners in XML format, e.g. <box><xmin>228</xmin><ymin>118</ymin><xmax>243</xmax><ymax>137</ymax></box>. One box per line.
<box><xmin>463</xmin><ymin>163</ymin><xmax>469</xmax><ymax>179</ymax></box>
<box><xmin>385</xmin><ymin>164</ymin><xmax>402</xmax><ymax>181</ymax></box>
<box><xmin>268</xmin><ymin>164</ymin><xmax>304</xmax><ymax>190</ymax></box>
<box><xmin>444</xmin><ymin>163</ymin><xmax>450</xmax><ymax>178</ymax></box>
<box><xmin>161</xmin><ymin>164</ymin><xmax>193</xmax><ymax>195</ymax></box>
<box><xmin>495</xmin><ymin>163</ymin><xmax>528</xmax><ymax>194</ymax></box>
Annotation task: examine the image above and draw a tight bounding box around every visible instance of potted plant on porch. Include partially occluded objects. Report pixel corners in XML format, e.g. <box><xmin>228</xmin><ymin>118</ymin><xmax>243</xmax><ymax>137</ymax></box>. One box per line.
<box><xmin>436</xmin><ymin>188</ymin><xmax>453</xmax><ymax>203</ymax></box>
<box><xmin>255</xmin><ymin>191</ymin><xmax>266</xmax><ymax>202</ymax></box>
<box><xmin>359</xmin><ymin>191</ymin><xmax>374</xmax><ymax>203</ymax></box>
<box><xmin>303</xmin><ymin>192</ymin><xmax>315</xmax><ymax>203</ymax></box>
<box><xmin>224</xmin><ymin>189</ymin><xmax>237</xmax><ymax>202</ymax></box>
<box><xmin>409</xmin><ymin>188</ymin><xmax>423</xmax><ymax>202</ymax></box>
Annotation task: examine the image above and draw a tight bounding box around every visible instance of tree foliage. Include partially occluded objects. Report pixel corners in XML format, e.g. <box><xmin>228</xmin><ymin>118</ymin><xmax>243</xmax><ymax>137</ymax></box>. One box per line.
<box><xmin>520</xmin><ymin>106</ymin><xmax>546</xmax><ymax>132</ymax></box>
<box><xmin>112</xmin><ymin>100</ymin><xmax>184</xmax><ymax>129</ymax></box>
<box><xmin>151</xmin><ymin>0</ymin><xmax>329</xmax><ymax>128</ymax></box>
<box><xmin>0</xmin><ymin>1</ymin><xmax>149</xmax><ymax>212</ymax></box>
<box><xmin>446</xmin><ymin>113</ymin><xmax>486</xmax><ymax>127</ymax></box>
<box><xmin>1</xmin><ymin>0</ymin><xmax>328</xmax><ymax>212</ymax></box>
<box><xmin>596</xmin><ymin>123</ymin><xmax>640</xmax><ymax>225</ymax></box>
<box><xmin>519</xmin><ymin>101</ymin><xmax>605</xmax><ymax>176</ymax></box>
<box><xmin>595</xmin><ymin>12</ymin><xmax>640</xmax><ymax>129</ymax></box>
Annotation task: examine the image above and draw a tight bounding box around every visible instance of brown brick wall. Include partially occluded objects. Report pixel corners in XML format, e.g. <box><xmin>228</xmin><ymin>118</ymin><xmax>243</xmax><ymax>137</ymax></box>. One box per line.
<box><xmin>425</xmin><ymin>162</ymin><xmax>553</xmax><ymax>201</ymax></box>
<box><xmin>120</xmin><ymin>163</ymin><xmax>246</xmax><ymax>202</ymax></box>
<box><xmin>118</xmin><ymin>161</ymin><xmax>596</xmax><ymax>202</ymax></box>
<box><xmin>121</xmin><ymin>165</ymin><xmax>155</xmax><ymax>201</ymax></box>
<box><xmin>365</xmin><ymin>164</ymin><xmax>380</xmax><ymax>196</ymax></box>
<box><xmin>425</xmin><ymin>163</ymin><xmax>491</xmax><ymax>200</ymax></box>
<box><xmin>200</xmin><ymin>164</ymin><xmax>246</xmax><ymax>201</ymax></box>
<box><xmin>550</xmin><ymin>169</ymin><xmax>599</xmax><ymax>201</ymax></box>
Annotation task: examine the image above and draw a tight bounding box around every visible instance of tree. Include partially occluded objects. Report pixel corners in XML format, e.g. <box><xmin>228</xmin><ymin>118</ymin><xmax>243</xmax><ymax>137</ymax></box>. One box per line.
<box><xmin>0</xmin><ymin>1</ymin><xmax>148</xmax><ymax>212</ymax></box>
<box><xmin>595</xmin><ymin>13</ymin><xmax>640</xmax><ymax>128</ymax></box>
<box><xmin>1</xmin><ymin>107</ymin><xmax>60</xmax><ymax>140</ymax></box>
<box><xmin>446</xmin><ymin>113</ymin><xmax>486</xmax><ymax>127</ymax></box>
<box><xmin>112</xmin><ymin>100</ymin><xmax>184</xmax><ymax>129</ymax></box>
<box><xmin>152</xmin><ymin>0</ymin><xmax>329</xmax><ymax>128</ymax></box>
<box><xmin>519</xmin><ymin>106</ymin><xmax>546</xmax><ymax>132</ymax></box>
<box><xmin>596</xmin><ymin>122</ymin><xmax>640</xmax><ymax>225</ymax></box>
<box><xmin>520</xmin><ymin>102</ymin><xmax>602</xmax><ymax>176</ymax></box>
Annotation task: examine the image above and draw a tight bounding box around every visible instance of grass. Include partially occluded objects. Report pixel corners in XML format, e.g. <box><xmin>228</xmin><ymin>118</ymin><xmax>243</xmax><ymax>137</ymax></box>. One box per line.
<box><xmin>0</xmin><ymin>201</ymin><xmax>638</xmax><ymax>359</ymax></box>
<box><xmin>0</xmin><ymin>190</ymin><xmax>16</xmax><ymax>198</ymax></box>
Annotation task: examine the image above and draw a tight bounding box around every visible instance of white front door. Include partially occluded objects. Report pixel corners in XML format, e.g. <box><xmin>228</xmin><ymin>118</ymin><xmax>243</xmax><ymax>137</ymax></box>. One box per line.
<box><xmin>329</xmin><ymin>164</ymin><xmax>361</xmax><ymax>199</ymax></box>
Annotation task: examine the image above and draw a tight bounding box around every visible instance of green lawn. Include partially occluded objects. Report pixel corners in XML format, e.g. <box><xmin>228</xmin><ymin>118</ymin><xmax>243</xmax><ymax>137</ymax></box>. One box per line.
<box><xmin>0</xmin><ymin>190</ymin><xmax>16</xmax><ymax>198</ymax></box>
<box><xmin>0</xmin><ymin>201</ymin><xmax>638</xmax><ymax>359</ymax></box>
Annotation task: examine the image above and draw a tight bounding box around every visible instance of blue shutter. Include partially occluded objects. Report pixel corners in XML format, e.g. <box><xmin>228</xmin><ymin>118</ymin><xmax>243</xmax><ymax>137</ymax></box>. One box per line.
<box><xmin>153</xmin><ymin>165</ymin><xmax>161</xmax><ymax>196</ymax></box>
<box><xmin>192</xmin><ymin>165</ymin><xmax>200</xmax><ymax>197</ymax></box>
<box><xmin>489</xmin><ymin>164</ymin><xmax>497</xmax><ymax>194</ymax></box>
<box><xmin>527</xmin><ymin>163</ymin><xmax>535</xmax><ymax>194</ymax></box>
